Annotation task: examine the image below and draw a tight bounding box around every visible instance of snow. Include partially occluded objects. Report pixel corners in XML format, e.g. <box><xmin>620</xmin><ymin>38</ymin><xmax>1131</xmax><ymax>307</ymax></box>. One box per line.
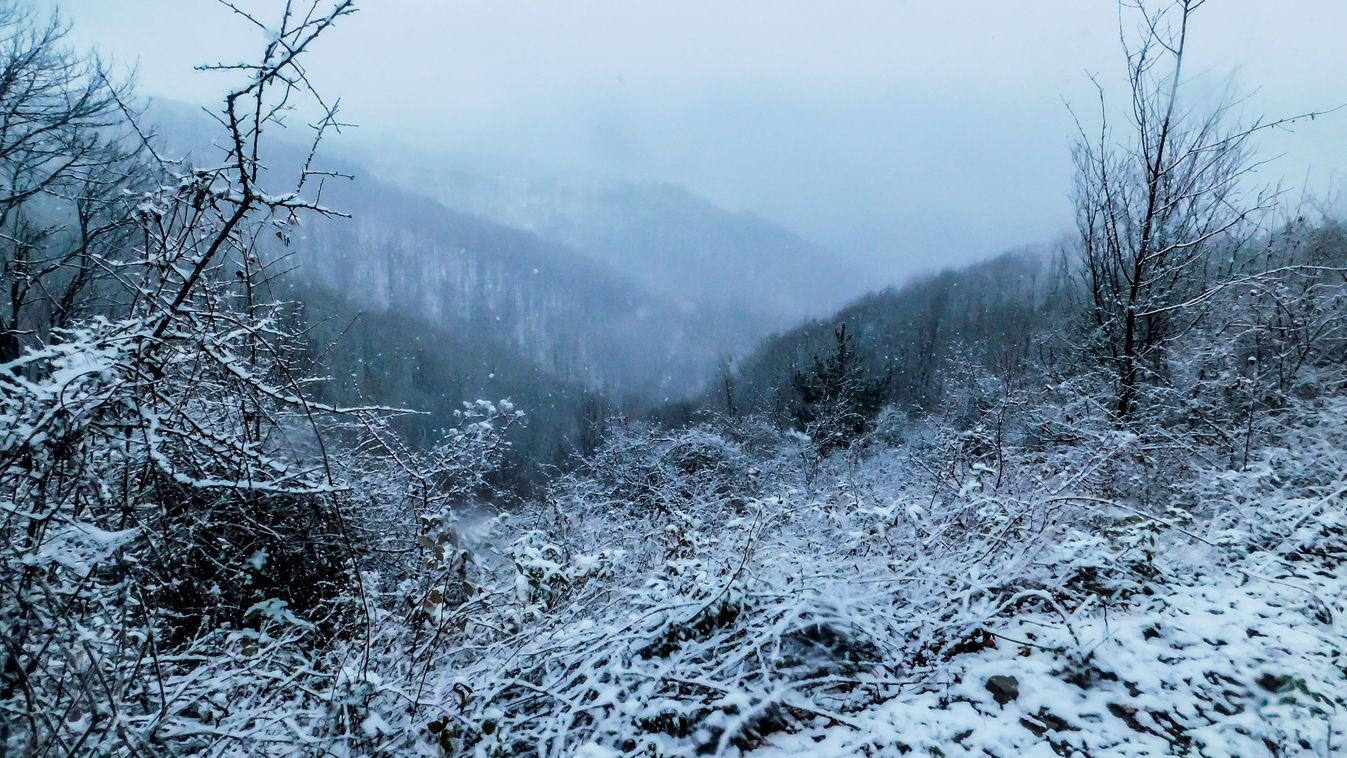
<box><xmin>246</xmin><ymin>598</ymin><xmax>315</xmax><ymax>630</ymax></box>
<box><xmin>398</xmin><ymin>402</ymin><xmax>1347</xmax><ymax>757</ymax></box>
<box><xmin>31</xmin><ymin>522</ymin><xmax>140</xmax><ymax>577</ymax></box>
<box><xmin>757</xmin><ymin>563</ymin><xmax>1346</xmax><ymax>756</ymax></box>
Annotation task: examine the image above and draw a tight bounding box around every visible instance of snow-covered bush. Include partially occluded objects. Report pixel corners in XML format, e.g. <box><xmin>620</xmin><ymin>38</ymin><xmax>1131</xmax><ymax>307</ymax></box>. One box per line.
<box><xmin>0</xmin><ymin>4</ymin><xmax>507</xmax><ymax>753</ymax></box>
<box><xmin>566</xmin><ymin>424</ymin><xmax>763</xmax><ymax>517</ymax></box>
<box><xmin>388</xmin><ymin>378</ymin><xmax>1346</xmax><ymax>756</ymax></box>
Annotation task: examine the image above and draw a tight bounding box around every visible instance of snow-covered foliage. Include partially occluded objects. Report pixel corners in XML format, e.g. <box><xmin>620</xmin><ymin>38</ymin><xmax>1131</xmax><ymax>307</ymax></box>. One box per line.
<box><xmin>760</xmin><ymin>398</ymin><xmax>1347</xmax><ymax>756</ymax></box>
<box><xmin>342</xmin><ymin>391</ymin><xmax>1335</xmax><ymax>757</ymax></box>
<box><xmin>46</xmin><ymin>385</ymin><xmax>1334</xmax><ymax>756</ymax></box>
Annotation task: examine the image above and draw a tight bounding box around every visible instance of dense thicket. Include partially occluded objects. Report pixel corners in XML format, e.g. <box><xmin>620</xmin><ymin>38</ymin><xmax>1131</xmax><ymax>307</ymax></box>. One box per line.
<box><xmin>0</xmin><ymin>3</ymin><xmax>455</xmax><ymax>752</ymax></box>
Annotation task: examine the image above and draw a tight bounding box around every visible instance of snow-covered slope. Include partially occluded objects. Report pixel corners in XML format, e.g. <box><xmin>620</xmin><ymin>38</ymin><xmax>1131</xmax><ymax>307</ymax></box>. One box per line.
<box><xmin>761</xmin><ymin>532</ymin><xmax>1345</xmax><ymax>756</ymax></box>
<box><xmin>397</xmin><ymin>396</ymin><xmax>1347</xmax><ymax>757</ymax></box>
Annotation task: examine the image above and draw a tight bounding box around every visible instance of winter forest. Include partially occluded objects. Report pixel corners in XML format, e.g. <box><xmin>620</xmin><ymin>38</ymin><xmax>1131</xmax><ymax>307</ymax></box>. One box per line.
<box><xmin>3</xmin><ymin>0</ymin><xmax>1347</xmax><ymax>755</ymax></box>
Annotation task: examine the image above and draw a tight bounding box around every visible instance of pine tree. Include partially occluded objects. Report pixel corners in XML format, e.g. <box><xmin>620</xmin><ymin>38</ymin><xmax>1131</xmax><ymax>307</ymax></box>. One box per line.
<box><xmin>791</xmin><ymin>324</ymin><xmax>889</xmax><ymax>455</ymax></box>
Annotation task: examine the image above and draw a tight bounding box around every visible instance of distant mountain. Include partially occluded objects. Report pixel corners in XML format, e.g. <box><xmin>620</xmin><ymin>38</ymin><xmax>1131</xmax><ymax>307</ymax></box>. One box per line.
<box><xmin>146</xmin><ymin>100</ymin><xmax>830</xmax><ymax>484</ymax></box>
<box><xmin>353</xmin><ymin>156</ymin><xmax>865</xmax><ymax>328</ymax></box>
<box><xmin>147</xmin><ymin>102</ymin><xmax>744</xmax><ymax>394</ymax></box>
<box><xmin>287</xmin><ymin>172</ymin><xmax>748</xmax><ymax>397</ymax></box>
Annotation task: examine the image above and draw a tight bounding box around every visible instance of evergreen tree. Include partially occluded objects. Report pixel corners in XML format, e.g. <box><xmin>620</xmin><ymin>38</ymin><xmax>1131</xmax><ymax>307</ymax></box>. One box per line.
<box><xmin>791</xmin><ymin>324</ymin><xmax>889</xmax><ymax>454</ymax></box>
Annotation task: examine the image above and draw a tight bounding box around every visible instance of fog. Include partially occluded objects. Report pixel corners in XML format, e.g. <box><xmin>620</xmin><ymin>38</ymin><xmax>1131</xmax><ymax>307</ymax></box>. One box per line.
<box><xmin>51</xmin><ymin>0</ymin><xmax>1347</xmax><ymax>285</ymax></box>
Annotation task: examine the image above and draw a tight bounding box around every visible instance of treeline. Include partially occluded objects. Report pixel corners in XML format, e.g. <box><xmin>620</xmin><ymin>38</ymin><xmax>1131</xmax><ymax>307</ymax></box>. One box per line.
<box><xmin>291</xmin><ymin>285</ymin><xmax>605</xmax><ymax>492</ymax></box>
<box><xmin>726</xmin><ymin>248</ymin><xmax>1063</xmax><ymax>420</ymax></box>
<box><xmin>0</xmin><ymin>2</ymin><xmax>149</xmax><ymax>364</ymax></box>
<box><xmin>724</xmin><ymin>210</ymin><xmax>1347</xmax><ymax>459</ymax></box>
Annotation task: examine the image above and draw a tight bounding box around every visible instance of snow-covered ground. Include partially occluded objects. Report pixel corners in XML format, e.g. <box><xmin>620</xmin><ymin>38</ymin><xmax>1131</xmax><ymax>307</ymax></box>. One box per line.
<box><xmin>11</xmin><ymin>329</ymin><xmax>1347</xmax><ymax>756</ymax></box>
<box><xmin>759</xmin><ymin>552</ymin><xmax>1346</xmax><ymax>757</ymax></box>
<box><xmin>438</xmin><ymin>402</ymin><xmax>1347</xmax><ymax>757</ymax></box>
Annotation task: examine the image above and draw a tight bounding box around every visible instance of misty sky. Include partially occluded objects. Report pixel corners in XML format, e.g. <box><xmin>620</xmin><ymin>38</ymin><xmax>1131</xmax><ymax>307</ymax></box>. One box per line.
<box><xmin>51</xmin><ymin>0</ymin><xmax>1347</xmax><ymax>284</ymax></box>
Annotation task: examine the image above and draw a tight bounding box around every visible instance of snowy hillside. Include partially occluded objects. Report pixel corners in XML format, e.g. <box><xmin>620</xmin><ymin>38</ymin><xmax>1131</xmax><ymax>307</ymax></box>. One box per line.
<box><xmin>379</xmin><ymin>395</ymin><xmax>1347</xmax><ymax>757</ymax></box>
<box><xmin>353</xmin><ymin>158</ymin><xmax>869</xmax><ymax>326</ymax></box>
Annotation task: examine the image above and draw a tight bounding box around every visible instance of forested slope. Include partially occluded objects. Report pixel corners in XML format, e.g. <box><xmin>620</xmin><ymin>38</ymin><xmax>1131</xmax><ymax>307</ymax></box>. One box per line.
<box><xmin>359</xmin><ymin>158</ymin><xmax>868</xmax><ymax>327</ymax></box>
<box><xmin>726</xmin><ymin>249</ymin><xmax>1061</xmax><ymax>417</ymax></box>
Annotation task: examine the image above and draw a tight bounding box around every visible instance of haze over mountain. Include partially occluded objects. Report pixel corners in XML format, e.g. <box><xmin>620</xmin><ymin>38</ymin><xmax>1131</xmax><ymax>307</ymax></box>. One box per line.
<box><xmin>50</xmin><ymin>0</ymin><xmax>1347</xmax><ymax>284</ymax></box>
<box><xmin>358</xmin><ymin>153</ymin><xmax>868</xmax><ymax>325</ymax></box>
<box><xmin>151</xmin><ymin>99</ymin><xmax>845</xmax><ymax>401</ymax></box>
<box><xmin>140</xmin><ymin>98</ymin><xmax>876</xmax><ymax>484</ymax></box>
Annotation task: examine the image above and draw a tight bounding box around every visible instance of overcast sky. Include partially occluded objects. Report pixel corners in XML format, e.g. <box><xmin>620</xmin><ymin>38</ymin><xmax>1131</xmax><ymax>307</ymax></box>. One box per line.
<box><xmin>49</xmin><ymin>0</ymin><xmax>1347</xmax><ymax>284</ymax></box>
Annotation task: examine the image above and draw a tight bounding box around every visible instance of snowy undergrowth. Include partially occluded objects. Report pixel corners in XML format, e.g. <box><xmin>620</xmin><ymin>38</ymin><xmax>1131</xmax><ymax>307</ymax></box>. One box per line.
<box><xmin>751</xmin><ymin>399</ymin><xmax>1347</xmax><ymax>757</ymax></box>
<box><xmin>413</xmin><ymin>401</ymin><xmax>1347</xmax><ymax>757</ymax></box>
<box><xmin>20</xmin><ymin>390</ymin><xmax>1343</xmax><ymax>756</ymax></box>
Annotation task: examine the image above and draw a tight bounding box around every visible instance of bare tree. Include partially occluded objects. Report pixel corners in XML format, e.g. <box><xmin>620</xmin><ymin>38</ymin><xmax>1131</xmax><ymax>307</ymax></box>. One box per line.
<box><xmin>1070</xmin><ymin>0</ymin><xmax>1321</xmax><ymax>420</ymax></box>
<box><xmin>0</xmin><ymin>2</ymin><xmax>149</xmax><ymax>364</ymax></box>
<box><xmin>0</xmin><ymin>2</ymin><xmax>403</xmax><ymax>753</ymax></box>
